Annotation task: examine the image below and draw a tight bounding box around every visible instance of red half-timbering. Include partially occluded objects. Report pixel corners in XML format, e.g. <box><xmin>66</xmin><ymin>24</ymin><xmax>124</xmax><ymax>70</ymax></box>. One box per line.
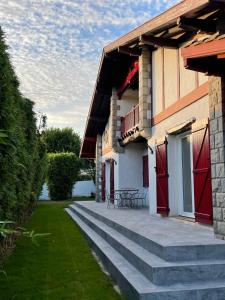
<box><xmin>192</xmin><ymin>122</ymin><xmax>213</xmax><ymax>224</ymax></box>
<box><xmin>110</xmin><ymin>160</ymin><xmax>115</xmax><ymax>202</ymax></box>
<box><xmin>156</xmin><ymin>139</ymin><xmax>169</xmax><ymax>215</ymax></box>
<box><xmin>143</xmin><ymin>155</ymin><xmax>149</xmax><ymax>187</ymax></box>
<box><xmin>101</xmin><ymin>162</ymin><xmax>106</xmax><ymax>202</ymax></box>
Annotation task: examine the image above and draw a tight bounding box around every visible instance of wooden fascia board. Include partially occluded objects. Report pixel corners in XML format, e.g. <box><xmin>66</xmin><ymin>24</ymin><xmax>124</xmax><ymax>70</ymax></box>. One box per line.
<box><xmin>104</xmin><ymin>0</ymin><xmax>210</xmax><ymax>53</ymax></box>
<box><xmin>181</xmin><ymin>37</ymin><xmax>225</xmax><ymax>59</ymax></box>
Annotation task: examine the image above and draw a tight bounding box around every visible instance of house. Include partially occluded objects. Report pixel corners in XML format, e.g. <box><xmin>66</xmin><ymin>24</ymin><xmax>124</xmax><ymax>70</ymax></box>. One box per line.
<box><xmin>81</xmin><ymin>0</ymin><xmax>225</xmax><ymax>236</ymax></box>
<box><xmin>69</xmin><ymin>0</ymin><xmax>225</xmax><ymax>298</ymax></box>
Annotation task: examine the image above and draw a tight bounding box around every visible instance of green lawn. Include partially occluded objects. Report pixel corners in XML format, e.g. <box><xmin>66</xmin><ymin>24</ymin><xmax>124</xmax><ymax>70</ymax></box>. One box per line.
<box><xmin>0</xmin><ymin>201</ymin><xmax>122</xmax><ymax>300</ymax></box>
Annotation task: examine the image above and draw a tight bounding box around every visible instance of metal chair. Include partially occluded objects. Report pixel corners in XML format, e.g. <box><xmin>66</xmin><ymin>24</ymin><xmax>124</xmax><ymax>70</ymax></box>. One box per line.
<box><xmin>134</xmin><ymin>189</ymin><xmax>148</xmax><ymax>207</ymax></box>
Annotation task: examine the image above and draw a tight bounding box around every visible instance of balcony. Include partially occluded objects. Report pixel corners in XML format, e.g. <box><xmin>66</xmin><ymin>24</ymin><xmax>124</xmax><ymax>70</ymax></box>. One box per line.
<box><xmin>121</xmin><ymin>105</ymin><xmax>139</xmax><ymax>138</ymax></box>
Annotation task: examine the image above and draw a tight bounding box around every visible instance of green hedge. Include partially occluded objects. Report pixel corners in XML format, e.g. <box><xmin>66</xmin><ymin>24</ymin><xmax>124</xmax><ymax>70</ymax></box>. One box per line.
<box><xmin>47</xmin><ymin>153</ymin><xmax>80</xmax><ymax>200</ymax></box>
<box><xmin>0</xmin><ymin>28</ymin><xmax>47</xmax><ymax>222</ymax></box>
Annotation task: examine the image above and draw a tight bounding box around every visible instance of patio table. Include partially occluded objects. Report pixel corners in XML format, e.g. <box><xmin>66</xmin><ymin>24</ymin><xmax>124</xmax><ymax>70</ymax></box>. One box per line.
<box><xmin>114</xmin><ymin>189</ymin><xmax>139</xmax><ymax>208</ymax></box>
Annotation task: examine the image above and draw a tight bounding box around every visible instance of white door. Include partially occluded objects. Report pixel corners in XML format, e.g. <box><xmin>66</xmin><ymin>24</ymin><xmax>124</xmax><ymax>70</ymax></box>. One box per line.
<box><xmin>180</xmin><ymin>134</ymin><xmax>195</xmax><ymax>218</ymax></box>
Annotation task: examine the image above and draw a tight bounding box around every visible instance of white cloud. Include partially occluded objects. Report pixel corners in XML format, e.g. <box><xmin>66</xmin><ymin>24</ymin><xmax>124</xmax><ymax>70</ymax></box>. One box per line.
<box><xmin>0</xmin><ymin>0</ymin><xmax>179</xmax><ymax>135</ymax></box>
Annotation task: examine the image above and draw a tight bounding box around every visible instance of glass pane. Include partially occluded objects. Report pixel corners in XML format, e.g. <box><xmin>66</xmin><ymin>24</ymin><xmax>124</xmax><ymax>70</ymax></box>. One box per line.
<box><xmin>182</xmin><ymin>136</ymin><xmax>193</xmax><ymax>213</ymax></box>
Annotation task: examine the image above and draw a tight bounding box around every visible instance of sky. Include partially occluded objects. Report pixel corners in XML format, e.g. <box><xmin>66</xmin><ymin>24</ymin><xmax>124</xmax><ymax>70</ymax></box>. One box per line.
<box><xmin>0</xmin><ymin>0</ymin><xmax>179</xmax><ymax>136</ymax></box>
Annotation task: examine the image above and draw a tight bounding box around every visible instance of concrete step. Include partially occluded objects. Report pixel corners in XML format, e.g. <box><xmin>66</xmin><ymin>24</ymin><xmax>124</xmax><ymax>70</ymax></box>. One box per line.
<box><xmin>69</xmin><ymin>204</ymin><xmax>225</xmax><ymax>286</ymax></box>
<box><xmin>66</xmin><ymin>207</ymin><xmax>225</xmax><ymax>300</ymax></box>
<box><xmin>74</xmin><ymin>201</ymin><xmax>225</xmax><ymax>262</ymax></box>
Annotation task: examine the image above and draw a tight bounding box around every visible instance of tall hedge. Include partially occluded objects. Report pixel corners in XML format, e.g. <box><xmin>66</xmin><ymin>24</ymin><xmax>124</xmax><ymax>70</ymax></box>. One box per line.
<box><xmin>47</xmin><ymin>153</ymin><xmax>80</xmax><ymax>200</ymax></box>
<box><xmin>0</xmin><ymin>28</ymin><xmax>47</xmax><ymax>222</ymax></box>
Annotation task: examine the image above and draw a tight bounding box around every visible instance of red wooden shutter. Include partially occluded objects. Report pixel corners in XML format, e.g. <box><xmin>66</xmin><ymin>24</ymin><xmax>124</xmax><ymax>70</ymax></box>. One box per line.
<box><xmin>143</xmin><ymin>155</ymin><xmax>149</xmax><ymax>187</ymax></box>
<box><xmin>110</xmin><ymin>160</ymin><xmax>114</xmax><ymax>201</ymax></box>
<box><xmin>101</xmin><ymin>162</ymin><xmax>106</xmax><ymax>202</ymax></box>
<box><xmin>192</xmin><ymin>122</ymin><xmax>212</xmax><ymax>224</ymax></box>
<box><xmin>155</xmin><ymin>138</ymin><xmax>169</xmax><ymax>215</ymax></box>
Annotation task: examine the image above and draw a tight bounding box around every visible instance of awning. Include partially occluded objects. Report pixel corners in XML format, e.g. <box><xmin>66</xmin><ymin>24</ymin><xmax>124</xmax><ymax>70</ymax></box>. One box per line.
<box><xmin>166</xmin><ymin>118</ymin><xmax>196</xmax><ymax>135</ymax></box>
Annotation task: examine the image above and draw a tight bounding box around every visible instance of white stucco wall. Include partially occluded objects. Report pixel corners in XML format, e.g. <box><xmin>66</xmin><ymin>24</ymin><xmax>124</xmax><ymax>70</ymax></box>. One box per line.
<box><xmin>164</xmin><ymin>49</ymin><xmax>178</xmax><ymax>108</ymax></box>
<box><xmin>119</xmin><ymin>89</ymin><xmax>138</xmax><ymax>116</ymax></box>
<box><xmin>39</xmin><ymin>181</ymin><xmax>96</xmax><ymax>200</ymax></box>
<box><xmin>179</xmin><ymin>50</ymin><xmax>197</xmax><ymax>98</ymax></box>
<box><xmin>152</xmin><ymin>49</ymin><xmax>163</xmax><ymax>115</ymax></box>
<box><xmin>152</xmin><ymin>48</ymin><xmax>207</xmax><ymax>117</ymax></box>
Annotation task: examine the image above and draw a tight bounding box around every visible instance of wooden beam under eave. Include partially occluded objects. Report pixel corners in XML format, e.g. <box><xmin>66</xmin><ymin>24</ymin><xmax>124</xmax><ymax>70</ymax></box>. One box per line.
<box><xmin>118</xmin><ymin>46</ymin><xmax>141</xmax><ymax>57</ymax></box>
<box><xmin>139</xmin><ymin>35</ymin><xmax>178</xmax><ymax>49</ymax></box>
<box><xmin>84</xmin><ymin>137</ymin><xmax>97</xmax><ymax>143</ymax></box>
<box><xmin>218</xmin><ymin>53</ymin><xmax>225</xmax><ymax>59</ymax></box>
<box><xmin>177</xmin><ymin>17</ymin><xmax>217</xmax><ymax>34</ymax></box>
<box><xmin>89</xmin><ymin>117</ymin><xmax>107</xmax><ymax>123</ymax></box>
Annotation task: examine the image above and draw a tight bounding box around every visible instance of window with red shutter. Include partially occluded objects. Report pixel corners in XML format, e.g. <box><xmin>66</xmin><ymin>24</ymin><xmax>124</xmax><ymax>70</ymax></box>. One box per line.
<box><xmin>101</xmin><ymin>162</ymin><xmax>106</xmax><ymax>202</ymax></box>
<box><xmin>155</xmin><ymin>138</ymin><xmax>169</xmax><ymax>215</ymax></box>
<box><xmin>143</xmin><ymin>155</ymin><xmax>149</xmax><ymax>187</ymax></box>
<box><xmin>192</xmin><ymin>122</ymin><xmax>213</xmax><ymax>224</ymax></box>
<box><xmin>110</xmin><ymin>159</ymin><xmax>114</xmax><ymax>202</ymax></box>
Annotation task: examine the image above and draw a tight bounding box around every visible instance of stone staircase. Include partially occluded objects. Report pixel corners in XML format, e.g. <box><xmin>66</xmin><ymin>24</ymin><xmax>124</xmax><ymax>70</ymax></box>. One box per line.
<box><xmin>66</xmin><ymin>202</ymin><xmax>225</xmax><ymax>300</ymax></box>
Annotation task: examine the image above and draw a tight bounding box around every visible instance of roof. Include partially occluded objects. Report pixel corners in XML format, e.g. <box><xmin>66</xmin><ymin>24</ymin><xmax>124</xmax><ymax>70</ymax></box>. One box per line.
<box><xmin>181</xmin><ymin>32</ymin><xmax>225</xmax><ymax>74</ymax></box>
<box><xmin>80</xmin><ymin>0</ymin><xmax>225</xmax><ymax>159</ymax></box>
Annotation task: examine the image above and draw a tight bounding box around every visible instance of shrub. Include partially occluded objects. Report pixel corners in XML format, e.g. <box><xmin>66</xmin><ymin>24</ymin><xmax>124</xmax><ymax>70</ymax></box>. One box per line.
<box><xmin>47</xmin><ymin>153</ymin><xmax>80</xmax><ymax>200</ymax></box>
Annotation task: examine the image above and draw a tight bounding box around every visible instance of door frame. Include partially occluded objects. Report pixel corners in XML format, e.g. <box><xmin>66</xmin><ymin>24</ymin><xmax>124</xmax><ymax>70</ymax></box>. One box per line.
<box><xmin>178</xmin><ymin>132</ymin><xmax>195</xmax><ymax>218</ymax></box>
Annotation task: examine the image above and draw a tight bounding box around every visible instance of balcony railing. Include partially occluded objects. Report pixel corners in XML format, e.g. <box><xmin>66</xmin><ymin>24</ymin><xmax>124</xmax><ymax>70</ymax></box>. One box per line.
<box><xmin>121</xmin><ymin>105</ymin><xmax>139</xmax><ymax>136</ymax></box>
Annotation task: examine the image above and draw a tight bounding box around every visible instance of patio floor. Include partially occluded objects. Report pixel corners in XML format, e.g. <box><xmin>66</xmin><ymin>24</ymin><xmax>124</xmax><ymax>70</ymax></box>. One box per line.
<box><xmin>76</xmin><ymin>201</ymin><xmax>225</xmax><ymax>247</ymax></box>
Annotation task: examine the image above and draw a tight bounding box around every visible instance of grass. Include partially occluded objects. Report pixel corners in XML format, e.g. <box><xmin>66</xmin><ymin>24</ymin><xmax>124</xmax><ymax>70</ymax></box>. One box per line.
<box><xmin>0</xmin><ymin>201</ymin><xmax>122</xmax><ymax>300</ymax></box>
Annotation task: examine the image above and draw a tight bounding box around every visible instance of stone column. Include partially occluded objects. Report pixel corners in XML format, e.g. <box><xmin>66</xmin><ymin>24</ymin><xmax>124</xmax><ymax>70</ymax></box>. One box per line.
<box><xmin>95</xmin><ymin>134</ymin><xmax>102</xmax><ymax>202</ymax></box>
<box><xmin>139</xmin><ymin>45</ymin><xmax>152</xmax><ymax>139</ymax></box>
<box><xmin>110</xmin><ymin>88</ymin><xmax>124</xmax><ymax>153</ymax></box>
<box><xmin>209</xmin><ymin>76</ymin><xmax>225</xmax><ymax>239</ymax></box>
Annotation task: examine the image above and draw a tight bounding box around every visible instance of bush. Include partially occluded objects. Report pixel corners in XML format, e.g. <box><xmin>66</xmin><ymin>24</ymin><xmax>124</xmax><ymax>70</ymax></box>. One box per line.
<box><xmin>0</xmin><ymin>28</ymin><xmax>47</xmax><ymax>222</ymax></box>
<box><xmin>47</xmin><ymin>153</ymin><xmax>80</xmax><ymax>200</ymax></box>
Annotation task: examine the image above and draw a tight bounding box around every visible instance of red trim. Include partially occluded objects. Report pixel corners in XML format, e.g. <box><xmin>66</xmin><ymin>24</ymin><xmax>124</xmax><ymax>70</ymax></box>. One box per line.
<box><xmin>181</xmin><ymin>37</ymin><xmax>225</xmax><ymax>60</ymax></box>
<box><xmin>117</xmin><ymin>61</ymin><xmax>139</xmax><ymax>99</ymax></box>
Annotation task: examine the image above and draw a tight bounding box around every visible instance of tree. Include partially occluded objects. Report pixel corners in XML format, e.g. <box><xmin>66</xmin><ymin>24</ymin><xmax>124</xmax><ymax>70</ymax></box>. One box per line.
<box><xmin>42</xmin><ymin>128</ymin><xmax>81</xmax><ymax>156</ymax></box>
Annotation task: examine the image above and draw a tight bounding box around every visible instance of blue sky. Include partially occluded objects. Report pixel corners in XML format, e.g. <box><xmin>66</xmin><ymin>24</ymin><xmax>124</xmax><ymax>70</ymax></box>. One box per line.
<box><xmin>0</xmin><ymin>0</ymin><xmax>179</xmax><ymax>136</ymax></box>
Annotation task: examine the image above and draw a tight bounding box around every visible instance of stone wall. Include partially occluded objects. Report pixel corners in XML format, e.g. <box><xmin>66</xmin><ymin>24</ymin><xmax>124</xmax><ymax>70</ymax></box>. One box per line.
<box><xmin>209</xmin><ymin>76</ymin><xmax>225</xmax><ymax>239</ymax></box>
<box><xmin>95</xmin><ymin>134</ymin><xmax>102</xmax><ymax>202</ymax></box>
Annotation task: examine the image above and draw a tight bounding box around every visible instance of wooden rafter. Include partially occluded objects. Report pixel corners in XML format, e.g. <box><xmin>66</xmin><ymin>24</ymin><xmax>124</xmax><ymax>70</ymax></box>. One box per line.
<box><xmin>177</xmin><ymin>17</ymin><xmax>217</xmax><ymax>34</ymax></box>
<box><xmin>139</xmin><ymin>35</ymin><xmax>178</xmax><ymax>49</ymax></box>
<box><xmin>117</xmin><ymin>60</ymin><xmax>139</xmax><ymax>99</ymax></box>
<box><xmin>117</xmin><ymin>46</ymin><xmax>141</xmax><ymax>57</ymax></box>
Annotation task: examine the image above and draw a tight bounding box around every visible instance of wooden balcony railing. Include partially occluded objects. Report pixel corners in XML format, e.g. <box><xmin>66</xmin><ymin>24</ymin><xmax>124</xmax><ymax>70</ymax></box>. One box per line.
<box><xmin>121</xmin><ymin>105</ymin><xmax>139</xmax><ymax>136</ymax></box>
